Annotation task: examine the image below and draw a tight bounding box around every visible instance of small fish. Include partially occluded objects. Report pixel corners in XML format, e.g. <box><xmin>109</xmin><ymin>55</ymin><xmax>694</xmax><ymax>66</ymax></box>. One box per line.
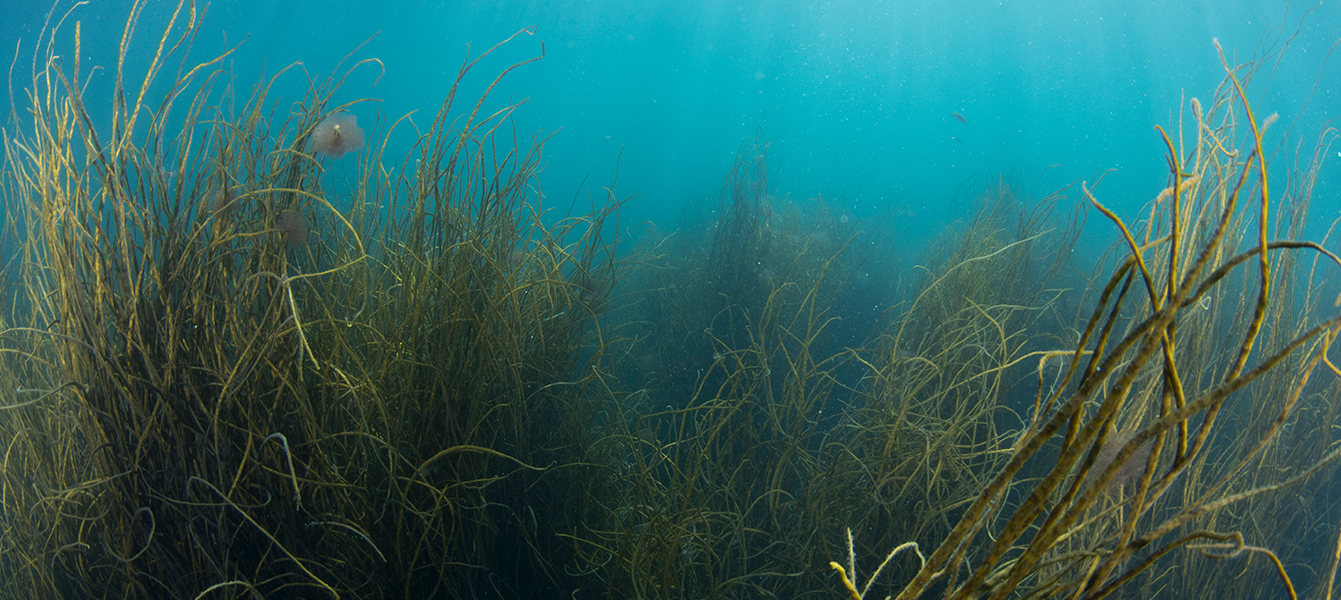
<box><xmin>952</xmin><ymin>112</ymin><xmax>968</xmax><ymax>124</ymax></box>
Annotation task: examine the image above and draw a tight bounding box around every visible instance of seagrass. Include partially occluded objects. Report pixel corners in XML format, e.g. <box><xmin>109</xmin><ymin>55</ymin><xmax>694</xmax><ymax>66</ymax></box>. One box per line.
<box><xmin>0</xmin><ymin>2</ymin><xmax>631</xmax><ymax>598</ymax></box>
<box><xmin>4</xmin><ymin>3</ymin><xmax>1339</xmax><ymax>600</ymax></box>
<box><xmin>573</xmin><ymin>135</ymin><xmax>1081</xmax><ymax>599</ymax></box>
<box><xmin>830</xmin><ymin>41</ymin><xmax>1341</xmax><ymax>600</ymax></box>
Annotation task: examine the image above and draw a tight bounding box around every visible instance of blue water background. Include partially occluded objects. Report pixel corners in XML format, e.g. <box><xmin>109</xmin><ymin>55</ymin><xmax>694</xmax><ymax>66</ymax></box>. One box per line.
<box><xmin>3</xmin><ymin>0</ymin><xmax>1337</xmax><ymax>250</ymax></box>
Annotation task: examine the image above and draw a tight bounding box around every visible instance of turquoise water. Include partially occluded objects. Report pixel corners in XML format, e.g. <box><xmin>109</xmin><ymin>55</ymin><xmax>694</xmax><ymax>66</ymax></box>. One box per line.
<box><xmin>4</xmin><ymin>0</ymin><xmax>1336</xmax><ymax>240</ymax></box>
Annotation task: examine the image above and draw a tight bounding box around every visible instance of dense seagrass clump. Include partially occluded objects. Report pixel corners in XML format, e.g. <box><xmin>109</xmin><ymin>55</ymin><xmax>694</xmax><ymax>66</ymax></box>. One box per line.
<box><xmin>0</xmin><ymin>3</ymin><xmax>628</xmax><ymax>599</ymax></box>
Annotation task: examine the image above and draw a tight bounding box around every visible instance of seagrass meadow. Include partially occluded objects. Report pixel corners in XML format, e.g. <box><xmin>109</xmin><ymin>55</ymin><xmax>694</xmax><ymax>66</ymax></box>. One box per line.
<box><xmin>3</xmin><ymin>2</ymin><xmax>1341</xmax><ymax>599</ymax></box>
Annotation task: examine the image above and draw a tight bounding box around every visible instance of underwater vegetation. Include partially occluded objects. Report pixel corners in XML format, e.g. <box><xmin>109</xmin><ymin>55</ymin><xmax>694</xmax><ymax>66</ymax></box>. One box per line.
<box><xmin>1</xmin><ymin>2</ymin><xmax>1339</xmax><ymax>600</ymax></box>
